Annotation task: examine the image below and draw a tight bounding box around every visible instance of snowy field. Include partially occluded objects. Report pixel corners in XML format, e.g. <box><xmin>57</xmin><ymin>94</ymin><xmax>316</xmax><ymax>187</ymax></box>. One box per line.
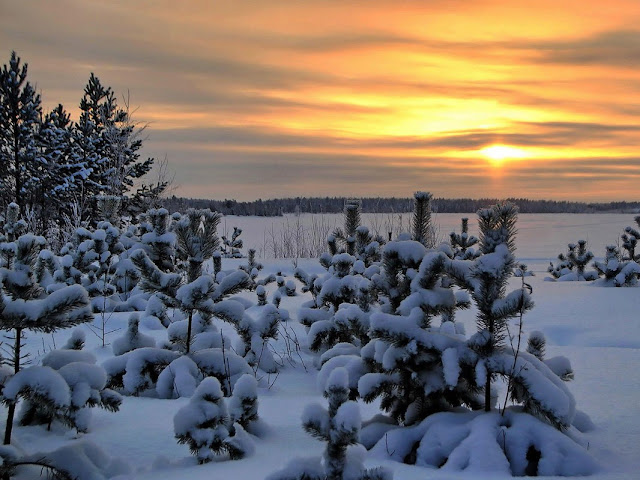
<box><xmin>7</xmin><ymin>213</ymin><xmax>640</xmax><ymax>479</ymax></box>
<box><xmin>223</xmin><ymin>213</ymin><xmax>635</xmax><ymax>264</ymax></box>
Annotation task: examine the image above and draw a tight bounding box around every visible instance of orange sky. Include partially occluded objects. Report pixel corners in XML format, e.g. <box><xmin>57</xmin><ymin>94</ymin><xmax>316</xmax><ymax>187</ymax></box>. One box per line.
<box><xmin>2</xmin><ymin>0</ymin><xmax>639</xmax><ymax>201</ymax></box>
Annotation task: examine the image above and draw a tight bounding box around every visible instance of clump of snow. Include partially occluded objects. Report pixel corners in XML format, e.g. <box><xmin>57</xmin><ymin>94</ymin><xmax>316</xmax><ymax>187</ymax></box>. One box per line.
<box><xmin>371</xmin><ymin>410</ymin><xmax>598</xmax><ymax>476</ymax></box>
<box><xmin>3</xmin><ymin>366</ymin><xmax>70</xmax><ymax>408</ymax></box>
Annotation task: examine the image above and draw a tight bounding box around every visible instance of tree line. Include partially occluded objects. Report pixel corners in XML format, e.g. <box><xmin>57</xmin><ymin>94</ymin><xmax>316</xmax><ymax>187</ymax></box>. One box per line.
<box><xmin>163</xmin><ymin>195</ymin><xmax>640</xmax><ymax>217</ymax></box>
<box><xmin>0</xmin><ymin>51</ymin><xmax>166</xmax><ymax>236</ymax></box>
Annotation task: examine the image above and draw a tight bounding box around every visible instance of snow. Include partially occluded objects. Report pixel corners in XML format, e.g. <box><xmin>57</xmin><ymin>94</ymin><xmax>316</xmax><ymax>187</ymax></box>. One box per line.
<box><xmin>42</xmin><ymin>349</ymin><xmax>97</xmax><ymax>369</ymax></box>
<box><xmin>383</xmin><ymin>240</ymin><xmax>427</xmax><ymax>265</ymax></box>
<box><xmin>3</xmin><ymin>213</ymin><xmax>640</xmax><ymax>480</ymax></box>
<box><xmin>3</xmin><ymin>366</ymin><xmax>70</xmax><ymax>407</ymax></box>
<box><xmin>334</xmin><ymin>401</ymin><xmax>361</xmax><ymax>433</ymax></box>
<box><xmin>442</xmin><ymin>347</ymin><xmax>461</xmax><ymax>387</ymax></box>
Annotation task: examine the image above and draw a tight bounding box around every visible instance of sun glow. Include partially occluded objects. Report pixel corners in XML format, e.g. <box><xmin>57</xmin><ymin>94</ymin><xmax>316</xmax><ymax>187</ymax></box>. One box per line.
<box><xmin>480</xmin><ymin>145</ymin><xmax>527</xmax><ymax>165</ymax></box>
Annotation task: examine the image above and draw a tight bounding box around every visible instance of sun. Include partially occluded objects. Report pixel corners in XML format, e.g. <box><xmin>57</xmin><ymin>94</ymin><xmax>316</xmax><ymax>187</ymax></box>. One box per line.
<box><xmin>480</xmin><ymin>145</ymin><xmax>526</xmax><ymax>165</ymax></box>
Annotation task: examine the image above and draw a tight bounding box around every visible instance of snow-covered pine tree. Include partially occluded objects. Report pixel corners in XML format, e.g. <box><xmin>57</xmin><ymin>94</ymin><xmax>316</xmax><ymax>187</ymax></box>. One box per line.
<box><xmin>173</xmin><ymin>208</ymin><xmax>221</xmax><ymax>283</ymax></box>
<box><xmin>134</xmin><ymin>224</ymin><xmax>250</xmax><ymax>352</ymax></box>
<box><xmin>173</xmin><ymin>376</ymin><xmax>250</xmax><ymax>463</ymax></box>
<box><xmin>548</xmin><ymin>240</ymin><xmax>597</xmax><ymax>281</ymax></box>
<box><xmin>298</xmin><ymin>254</ymin><xmax>376</xmax><ymax>354</ymax></box>
<box><xmin>0</xmin><ymin>234</ymin><xmax>93</xmax><ymax>445</ymax></box>
<box><xmin>235</xmin><ymin>304</ymin><xmax>281</xmax><ymax>373</ymax></box>
<box><xmin>446</xmin><ymin>203</ymin><xmax>534</xmax><ymax>412</ymax></box>
<box><xmin>359</xmin><ymin>251</ymin><xmax>476</xmax><ymax>426</ymax></box>
<box><xmin>221</xmin><ymin>227</ymin><xmax>244</xmax><ymax>258</ymax></box>
<box><xmin>228</xmin><ymin>374</ymin><xmax>259</xmax><ymax>431</ymax></box>
<box><xmin>256</xmin><ymin>285</ymin><xmax>267</xmax><ymax>306</ymax></box>
<box><xmin>95</xmin><ymin>195</ymin><xmax>121</xmax><ymax>228</ymax></box>
<box><xmin>328</xmin><ymin>199</ymin><xmax>362</xmax><ymax>257</ymax></box>
<box><xmin>355</xmin><ymin>226</ymin><xmax>382</xmax><ymax>267</ymax></box>
<box><xmin>621</xmin><ymin>216</ymin><xmax>640</xmax><ymax>262</ymax></box>
<box><xmin>239</xmin><ymin>248</ymin><xmax>263</xmax><ymax>288</ymax></box>
<box><xmin>87</xmin><ymin>223</ymin><xmax>124</xmax><ymax>297</ymax></box>
<box><xmin>567</xmin><ymin>240</ymin><xmax>596</xmax><ymax>279</ymax></box>
<box><xmin>69</xmin><ymin>73</ymin><xmax>155</xmax><ymax>219</ymax></box>
<box><xmin>112</xmin><ymin>256</ymin><xmax>140</xmax><ymax>301</ymax></box>
<box><xmin>34</xmin><ymin>104</ymin><xmax>77</xmax><ymax>232</ymax></box>
<box><xmin>269</xmin><ymin>367</ymin><xmax>390</xmax><ymax>480</ymax></box>
<box><xmin>2</xmin><ymin>204</ymin><xmax>27</xmax><ymax>244</ymax></box>
<box><xmin>449</xmin><ymin>217</ymin><xmax>479</xmax><ymax>259</ymax></box>
<box><xmin>140</xmin><ymin>208</ymin><xmax>176</xmax><ymax>272</ymax></box>
<box><xmin>14</xmin><ymin>329</ymin><xmax>122</xmax><ymax>433</ymax></box>
<box><xmin>526</xmin><ymin>331</ymin><xmax>574</xmax><ymax>382</ymax></box>
<box><xmin>112</xmin><ymin>313</ymin><xmax>155</xmax><ymax>356</ymax></box>
<box><xmin>547</xmin><ymin>250</ymin><xmax>572</xmax><ymax>279</ymax></box>
<box><xmin>593</xmin><ymin>245</ymin><xmax>640</xmax><ymax>286</ymax></box>
<box><xmin>34</xmin><ymin>248</ymin><xmax>59</xmax><ymax>290</ymax></box>
<box><xmin>128</xmin><ymin>247</ymin><xmax>251</xmax><ymax>394</ymax></box>
<box><xmin>372</xmin><ymin>240</ymin><xmax>426</xmax><ymax>313</ymax></box>
<box><xmin>0</xmin><ymin>52</ymin><xmax>42</xmax><ymax>214</ymax></box>
<box><xmin>412</xmin><ymin>191</ymin><xmax>434</xmax><ymax>247</ymax></box>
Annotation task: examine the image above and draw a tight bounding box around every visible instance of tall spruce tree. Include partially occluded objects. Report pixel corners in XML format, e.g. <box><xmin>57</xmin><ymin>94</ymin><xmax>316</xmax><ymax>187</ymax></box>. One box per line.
<box><xmin>70</xmin><ymin>73</ymin><xmax>156</xmax><ymax>219</ymax></box>
<box><xmin>34</xmin><ymin>104</ymin><xmax>77</xmax><ymax>230</ymax></box>
<box><xmin>0</xmin><ymin>52</ymin><xmax>42</xmax><ymax>213</ymax></box>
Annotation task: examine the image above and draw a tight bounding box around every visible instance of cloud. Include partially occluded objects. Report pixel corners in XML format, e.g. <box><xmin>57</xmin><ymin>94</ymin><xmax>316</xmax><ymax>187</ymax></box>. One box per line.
<box><xmin>532</xmin><ymin>30</ymin><xmax>640</xmax><ymax>68</ymax></box>
<box><xmin>2</xmin><ymin>1</ymin><xmax>639</xmax><ymax>201</ymax></box>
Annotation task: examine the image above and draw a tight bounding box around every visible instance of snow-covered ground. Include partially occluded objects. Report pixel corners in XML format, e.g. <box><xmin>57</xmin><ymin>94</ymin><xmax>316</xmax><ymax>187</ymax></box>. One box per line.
<box><xmin>6</xmin><ymin>214</ymin><xmax>640</xmax><ymax>479</ymax></box>
<box><xmin>224</xmin><ymin>213</ymin><xmax>635</xmax><ymax>263</ymax></box>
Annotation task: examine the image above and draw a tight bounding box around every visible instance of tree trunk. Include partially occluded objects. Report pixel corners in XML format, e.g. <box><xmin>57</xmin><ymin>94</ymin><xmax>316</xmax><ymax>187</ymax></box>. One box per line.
<box><xmin>4</xmin><ymin>328</ymin><xmax>22</xmax><ymax>446</ymax></box>
<box><xmin>186</xmin><ymin>311</ymin><xmax>193</xmax><ymax>354</ymax></box>
<box><xmin>485</xmin><ymin>324</ymin><xmax>493</xmax><ymax>412</ymax></box>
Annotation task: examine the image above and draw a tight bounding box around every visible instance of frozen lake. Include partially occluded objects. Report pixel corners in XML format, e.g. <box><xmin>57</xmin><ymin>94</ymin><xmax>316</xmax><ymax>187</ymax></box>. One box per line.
<box><xmin>220</xmin><ymin>212</ymin><xmax>637</xmax><ymax>263</ymax></box>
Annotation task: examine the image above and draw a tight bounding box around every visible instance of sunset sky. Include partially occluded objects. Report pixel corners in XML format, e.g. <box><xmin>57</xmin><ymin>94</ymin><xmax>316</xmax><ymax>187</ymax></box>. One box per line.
<box><xmin>2</xmin><ymin>0</ymin><xmax>639</xmax><ymax>201</ymax></box>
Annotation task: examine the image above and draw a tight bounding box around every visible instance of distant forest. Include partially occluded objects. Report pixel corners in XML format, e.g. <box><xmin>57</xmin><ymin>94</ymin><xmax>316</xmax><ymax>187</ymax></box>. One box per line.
<box><xmin>162</xmin><ymin>196</ymin><xmax>640</xmax><ymax>216</ymax></box>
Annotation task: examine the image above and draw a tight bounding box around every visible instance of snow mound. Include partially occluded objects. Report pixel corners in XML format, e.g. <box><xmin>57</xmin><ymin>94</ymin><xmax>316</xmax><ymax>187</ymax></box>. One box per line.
<box><xmin>370</xmin><ymin>410</ymin><xmax>598</xmax><ymax>476</ymax></box>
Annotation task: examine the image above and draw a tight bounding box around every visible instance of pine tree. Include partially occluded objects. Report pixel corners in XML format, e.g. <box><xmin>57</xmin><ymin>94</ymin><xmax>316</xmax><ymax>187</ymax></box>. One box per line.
<box><xmin>621</xmin><ymin>216</ymin><xmax>640</xmax><ymax>262</ymax></box>
<box><xmin>360</xmin><ymin>252</ymin><xmax>476</xmax><ymax>425</ymax></box>
<box><xmin>173</xmin><ymin>208</ymin><xmax>221</xmax><ymax>282</ymax></box>
<box><xmin>0</xmin><ymin>234</ymin><xmax>93</xmax><ymax>445</ymax></box>
<box><xmin>567</xmin><ymin>240</ymin><xmax>595</xmax><ymax>278</ymax></box>
<box><xmin>593</xmin><ymin>245</ymin><xmax>640</xmax><ymax>286</ymax></box>
<box><xmin>235</xmin><ymin>304</ymin><xmax>281</xmax><ymax>373</ymax></box>
<box><xmin>0</xmin><ymin>52</ymin><xmax>42</xmax><ymax>213</ymax></box>
<box><xmin>221</xmin><ymin>227</ymin><xmax>244</xmax><ymax>258</ymax></box>
<box><xmin>14</xmin><ymin>330</ymin><xmax>121</xmax><ymax>433</ymax></box>
<box><xmin>1</xmin><ymin>204</ymin><xmax>26</xmax><ymax>243</ymax></box>
<box><xmin>269</xmin><ymin>367</ymin><xmax>390</xmax><ymax>480</ymax></box>
<box><xmin>228</xmin><ymin>374</ymin><xmax>259</xmax><ymax>430</ymax></box>
<box><xmin>412</xmin><ymin>191</ymin><xmax>433</xmax><ymax>247</ymax></box>
<box><xmin>330</xmin><ymin>199</ymin><xmax>364</xmax><ymax>257</ymax></box>
<box><xmin>173</xmin><ymin>377</ymin><xmax>248</xmax><ymax>463</ymax></box>
<box><xmin>449</xmin><ymin>217</ymin><xmax>479</xmax><ymax>259</ymax></box>
<box><xmin>446</xmin><ymin>203</ymin><xmax>534</xmax><ymax>412</ymax></box>
<box><xmin>95</xmin><ymin>195</ymin><xmax>122</xmax><ymax>227</ymax></box>
<box><xmin>239</xmin><ymin>248</ymin><xmax>263</xmax><ymax>288</ymax></box>
<box><xmin>69</xmin><ymin>73</ymin><xmax>156</xmax><ymax>220</ymax></box>
<box><xmin>111</xmin><ymin>313</ymin><xmax>155</xmax><ymax>356</ymax></box>
<box><xmin>131</xmin><ymin>249</ymin><xmax>250</xmax><ymax>353</ymax></box>
<box><xmin>140</xmin><ymin>208</ymin><xmax>176</xmax><ymax>272</ymax></box>
<box><xmin>373</xmin><ymin>240</ymin><xmax>427</xmax><ymax>312</ymax></box>
<box><xmin>33</xmin><ymin>104</ymin><xmax>76</xmax><ymax>232</ymax></box>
